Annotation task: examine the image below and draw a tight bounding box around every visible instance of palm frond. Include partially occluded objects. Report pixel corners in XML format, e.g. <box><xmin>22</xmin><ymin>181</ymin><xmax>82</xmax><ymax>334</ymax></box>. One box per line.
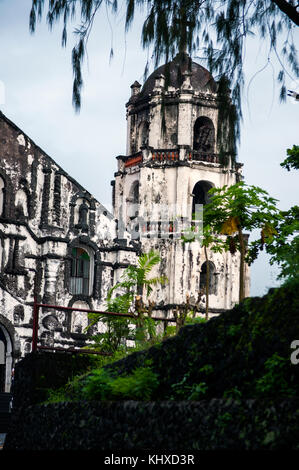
<box><xmin>137</xmin><ymin>250</ymin><xmax>161</xmax><ymax>274</ymax></box>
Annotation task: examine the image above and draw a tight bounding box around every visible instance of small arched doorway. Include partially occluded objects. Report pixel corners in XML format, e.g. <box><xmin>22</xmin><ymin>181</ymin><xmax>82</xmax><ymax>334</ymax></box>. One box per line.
<box><xmin>0</xmin><ymin>324</ymin><xmax>13</xmax><ymax>392</ymax></box>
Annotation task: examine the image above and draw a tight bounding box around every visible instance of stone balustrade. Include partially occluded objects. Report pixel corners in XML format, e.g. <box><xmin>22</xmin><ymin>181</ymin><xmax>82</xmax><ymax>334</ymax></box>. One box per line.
<box><xmin>120</xmin><ymin>149</ymin><xmax>220</xmax><ymax>168</ymax></box>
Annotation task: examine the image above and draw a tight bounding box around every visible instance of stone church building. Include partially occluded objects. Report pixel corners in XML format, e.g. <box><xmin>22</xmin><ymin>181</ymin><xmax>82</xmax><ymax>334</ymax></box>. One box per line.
<box><xmin>0</xmin><ymin>53</ymin><xmax>249</xmax><ymax>392</ymax></box>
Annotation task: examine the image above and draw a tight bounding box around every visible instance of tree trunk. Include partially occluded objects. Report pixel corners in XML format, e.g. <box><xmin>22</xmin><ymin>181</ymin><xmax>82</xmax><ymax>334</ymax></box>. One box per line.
<box><xmin>237</xmin><ymin>225</ymin><xmax>246</xmax><ymax>302</ymax></box>
<box><xmin>204</xmin><ymin>246</ymin><xmax>209</xmax><ymax>320</ymax></box>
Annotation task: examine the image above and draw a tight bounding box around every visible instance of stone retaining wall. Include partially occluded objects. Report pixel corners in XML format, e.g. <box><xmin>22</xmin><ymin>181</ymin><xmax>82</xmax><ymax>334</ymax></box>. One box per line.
<box><xmin>4</xmin><ymin>398</ymin><xmax>299</xmax><ymax>451</ymax></box>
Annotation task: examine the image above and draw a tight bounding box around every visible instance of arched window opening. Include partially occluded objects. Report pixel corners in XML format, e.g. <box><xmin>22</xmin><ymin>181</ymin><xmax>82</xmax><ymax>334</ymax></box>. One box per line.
<box><xmin>74</xmin><ymin>197</ymin><xmax>90</xmax><ymax>229</ymax></box>
<box><xmin>128</xmin><ymin>181</ymin><xmax>139</xmax><ymax>220</ymax></box>
<box><xmin>0</xmin><ymin>325</ymin><xmax>13</xmax><ymax>392</ymax></box>
<box><xmin>193</xmin><ymin>117</ymin><xmax>215</xmax><ymax>153</ymax></box>
<box><xmin>15</xmin><ymin>189</ymin><xmax>28</xmax><ymax>218</ymax></box>
<box><xmin>78</xmin><ymin>199</ymin><xmax>89</xmax><ymax>231</ymax></box>
<box><xmin>192</xmin><ymin>180</ymin><xmax>213</xmax><ymax>216</ymax></box>
<box><xmin>199</xmin><ymin>261</ymin><xmax>218</xmax><ymax>295</ymax></box>
<box><xmin>132</xmin><ymin>182</ymin><xmax>139</xmax><ymax>204</ymax></box>
<box><xmin>70</xmin><ymin>247</ymin><xmax>92</xmax><ymax>296</ymax></box>
<box><xmin>138</xmin><ymin>121</ymin><xmax>149</xmax><ymax>149</ymax></box>
<box><xmin>0</xmin><ymin>176</ymin><xmax>4</xmax><ymax>217</ymax></box>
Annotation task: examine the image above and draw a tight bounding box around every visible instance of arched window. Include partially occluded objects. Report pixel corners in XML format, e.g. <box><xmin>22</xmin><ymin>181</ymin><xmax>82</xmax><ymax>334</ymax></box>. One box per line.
<box><xmin>128</xmin><ymin>181</ymin><xmax>139</xmax><ymax>220</ymax></box>
<box><xmin>138</xmin><ymin>121</ymin><xmax>149</xmax><ymax>149</ymax></box>
<box><xmin>0</xmin><ymin>176</ymin><xmax>4</xmax><ymax>217</ymax></box>
<box><xmin>132</xmin><ymin>182</ymin><xmax>139</xmax><ymax>204</ymax></box>
<box><xmin>0</xmin><ymin>324</ymin><xmax>13</xmax><ymax>392</ymax></box>
<box><xmin>74</xmin><ymin>197</ymin><xmax>90</xmax><ymax>229</ymax></box>
<box><xmin>15</xmin><ymin>189</ymin><xmax>28</xmax><ymax>218</ymax></box>
<box><xmin>192</xmin><ymin>180</ymin><xmax>213</xmax><ymax>216</ymax></box>
<box><xmin>78</xmin><ymin>200</ymin><xmax>89</xmax><ymax>231</ymax></box>
<box><xmin>199</xmin><ymin>261</ymin><xmax>218</xmax><ymax>295</ymax></box>
<box><xmin>193</xmin><ymin>116</ymin><xmax>215</xmax><ymax>152</ymax></box>
<box><xmin>70</xmin><ymin>247</ymin><xmax>92</xmax><ymax>296</ymax></box>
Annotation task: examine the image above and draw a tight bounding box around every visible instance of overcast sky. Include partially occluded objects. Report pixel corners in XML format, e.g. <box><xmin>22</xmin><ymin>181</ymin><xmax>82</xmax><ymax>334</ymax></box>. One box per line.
<box><xmin>0</xmin><ymin>0</ymin><xmax>298</xmax><ymax>297</ymax></box>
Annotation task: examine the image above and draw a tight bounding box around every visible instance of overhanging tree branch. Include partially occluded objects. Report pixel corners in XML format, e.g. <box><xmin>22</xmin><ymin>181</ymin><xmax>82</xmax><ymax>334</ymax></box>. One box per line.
<box><xmin>271</xmin><ymin>0</ymin><xmax>299</xmax><ymax>25</ymax></box>
<box><xmin>28</xmin><ymin>0</ymin><xmax>299</xmax><ymax>115</ymax></box>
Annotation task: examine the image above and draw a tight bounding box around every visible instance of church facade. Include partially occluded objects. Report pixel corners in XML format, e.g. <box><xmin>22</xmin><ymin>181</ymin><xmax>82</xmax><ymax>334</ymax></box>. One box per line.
<box><xmin>0</xmin><ymin>112</ymin><xmax>137</xmax><ymax>392</ymax></box>
<box><xmin>0</xmin><ymin>54</ymin><xmax>249</xmax><ymax>392</ymax></box>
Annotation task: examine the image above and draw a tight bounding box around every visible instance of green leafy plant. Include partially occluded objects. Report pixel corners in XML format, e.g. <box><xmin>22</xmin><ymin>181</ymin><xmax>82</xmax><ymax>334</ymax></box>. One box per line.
<box><xmin>223</xmin><ymin>387</ymin><xmax>242</xmax><ymax>400</ymax></box>
<box><xmin>188</xmin><ymin>382</ymin><xmax>208</xmax><ymax>400</ymax></box>
<box><xmin>204</xmin><ymin>182</ymin><xmax>282</xmax><ymax>302</ymax></box>
<box><xmin>183</xmin><ymin>222</ymin><xmax>225</xmax><ymax>320</ymax></box>
<box><xmin>170</xmin><ymin>369</ymin><xmax>209</xmax><ymax>400</ymax></box>
<box><xmin>199</xmin><ymin>364</ymin><xmax>213</xmax><ymax>375</ymax></box>
<box><xmin>82</xmin><ymin>364</ymin><xmax>159</xmax><ymax>401</ymax></box>
<box><xmin>255</xmin><ymin>353</ymin><xmax>296</xmax><ymax>398</ymax></box>
<box><xmin>185</xmin><ymin>315</ymin><xmax>207</xmax><ymax>326</ymax></box>
<box><xmin>265</xmin><ymin>151</ymin><xmax>299</xmax><ymax>285</ymax></box>
<box><xmin>216</xmin><ymin>412</ymin><xmax>233</xmax><ymax>429</ymax></box>
<box><xmin>227</xmin><ymin>324</ymin><xmax>242</xmax><ymax>337</ymax></box>
<box><xmin>170</xmin><ymin>373</ymin><xmax>192</xmax><ymax>398</ymax></box>
<box><xmin>280</xmin><ymin>145</ymin><xmax>299</xmax><ymax>172</ymax></box>
<box><xmin>87</xmin><ymin>250</ymin><xmax>167</xmax><ymax>352</ymax></box>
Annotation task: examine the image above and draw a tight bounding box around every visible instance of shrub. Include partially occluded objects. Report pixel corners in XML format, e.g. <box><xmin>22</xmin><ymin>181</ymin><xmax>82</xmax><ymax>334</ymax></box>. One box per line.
<box><xmin>82</xmin><ymin>364</ymin><xmax>159</xmax><ymax>401</ymax></box>
<box><xmin>255</xmin><ymin>353</ymin><xmax>297</xmax><ymax>398</ymax></box>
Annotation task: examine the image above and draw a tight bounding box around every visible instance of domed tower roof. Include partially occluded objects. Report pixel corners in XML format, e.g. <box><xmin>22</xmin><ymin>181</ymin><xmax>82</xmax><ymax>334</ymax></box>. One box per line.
<box><xmin>137</xmin><ymin>52</ymin><xmax>218</xmax><ymax>100</ymax></box>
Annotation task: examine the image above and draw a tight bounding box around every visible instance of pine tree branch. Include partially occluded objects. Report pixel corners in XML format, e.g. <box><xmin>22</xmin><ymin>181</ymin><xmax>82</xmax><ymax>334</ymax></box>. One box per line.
<box><xmin>271</xmin><ymin>0</ymin><xmax>299</xmax><ymax>25</ymax></box>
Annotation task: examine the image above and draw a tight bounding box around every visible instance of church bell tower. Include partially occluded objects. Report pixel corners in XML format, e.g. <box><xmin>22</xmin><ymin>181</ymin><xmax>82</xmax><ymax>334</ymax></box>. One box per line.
<box><xmin>113</xmin><ymin>52</ymin><xmax>249</xmax><ymax>317</ymax></box>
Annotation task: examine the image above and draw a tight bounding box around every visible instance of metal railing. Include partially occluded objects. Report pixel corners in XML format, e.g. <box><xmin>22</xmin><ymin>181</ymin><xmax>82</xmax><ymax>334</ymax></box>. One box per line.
<box><xmin>152</xmin><ymin>150</ymin><xmax>179</xmax><ymax>162</ymax></box>
<box><xmin>150</xmin><ymin>149</ymin><xmax>219</xmax><ymax>164</ymax></box>
<box><xmin>32</xmin><ymin>297</ymin><xmax>176</xmax><ymax>355</ymax></box>
<box><xmin>189</xmin><ymin>151</ymin><xmax>219</xmax><ymax>163</ymax></box>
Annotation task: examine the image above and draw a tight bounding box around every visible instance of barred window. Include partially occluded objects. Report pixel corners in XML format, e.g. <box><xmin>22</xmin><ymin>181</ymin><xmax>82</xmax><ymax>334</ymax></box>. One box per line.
<box><xmin>70</xmin><ymin>247</ymin><xmax>91</xmax><ymax>296</ymax></box>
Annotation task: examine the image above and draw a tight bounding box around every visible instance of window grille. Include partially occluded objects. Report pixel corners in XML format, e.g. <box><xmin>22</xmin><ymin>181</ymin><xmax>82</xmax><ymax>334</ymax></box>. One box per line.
<box><xmin>70</xmin><ymin>247</ymin><xmax>90</xmax><ymax>295</ymax></box>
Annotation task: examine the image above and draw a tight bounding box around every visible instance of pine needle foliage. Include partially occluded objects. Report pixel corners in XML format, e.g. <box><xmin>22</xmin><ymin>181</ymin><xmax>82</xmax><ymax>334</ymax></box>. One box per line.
<box><xmin>29</xmin><ymin>0</ymin><xmax>298</xmax><ymax>154</ymax></box>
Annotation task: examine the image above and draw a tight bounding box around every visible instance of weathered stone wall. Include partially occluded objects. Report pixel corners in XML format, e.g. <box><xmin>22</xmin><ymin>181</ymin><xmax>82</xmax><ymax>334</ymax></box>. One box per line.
<box><xmin>10</xmin><ymin>351</ymin><xmax>95</xmax><ymax>413</ymax></box>
<box><xmin>5</xmin><ymin>283</ymin><xmax>299</xmax><ymax>452</ymax></box>
<box><xmin>0</xmin><ymin>110</ymin><xmax>138</xmax><ymax>392</ymax></box>
<box><xmin>4</xmin><ymin>398</ymin><xmax>299</xmax><ymax>451</ymax></box>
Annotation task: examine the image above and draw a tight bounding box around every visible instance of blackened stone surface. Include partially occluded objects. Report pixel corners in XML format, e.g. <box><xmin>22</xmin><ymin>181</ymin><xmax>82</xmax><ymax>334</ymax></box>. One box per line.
<box><xmin>4</xmin><ymin>398</ymin><xmax>299</xmax><ymax>451</ymax></box>
<box><xmin>11</xmin><ymin>352</ymin><xmax>95</xmax><ymax>413</ymax></box>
